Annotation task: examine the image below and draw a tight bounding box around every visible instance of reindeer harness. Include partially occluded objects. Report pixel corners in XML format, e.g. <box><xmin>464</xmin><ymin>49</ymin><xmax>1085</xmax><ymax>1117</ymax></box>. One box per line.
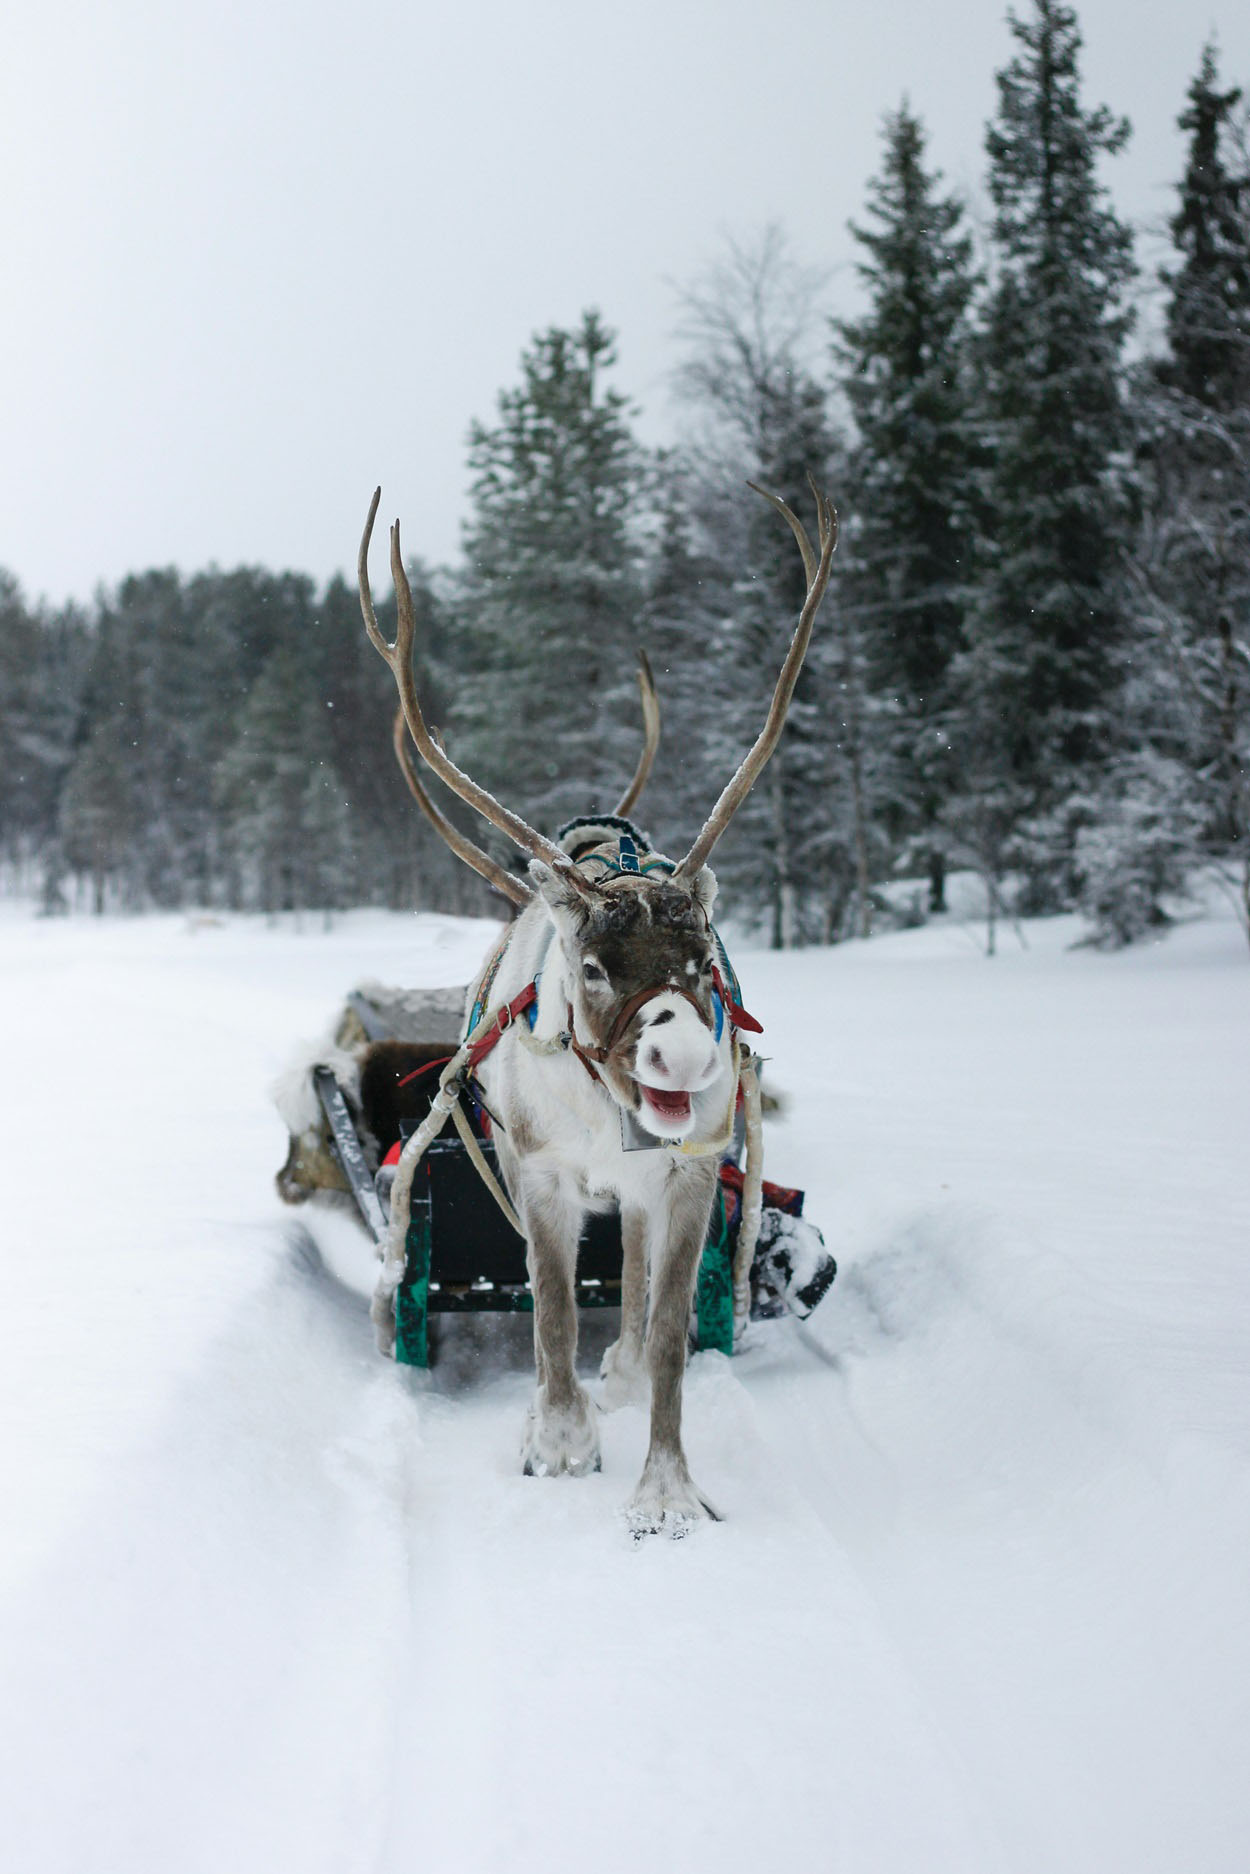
<box><xmin>372</xmin><ymin>830</ymin><xmax>768</xmax><ymax>1342</ymax></box>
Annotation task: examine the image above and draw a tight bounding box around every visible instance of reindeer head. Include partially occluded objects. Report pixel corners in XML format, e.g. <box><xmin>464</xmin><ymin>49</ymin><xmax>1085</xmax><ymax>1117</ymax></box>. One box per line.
<box><xmin>531</xmin><ymin>860</ymin><xmax>722</xmax><ymax>1139</ymax></box>
<box><xmin>359</xmin><ymin>476</ymin><xmax>836</xmax><ymax>1129</ymax></box>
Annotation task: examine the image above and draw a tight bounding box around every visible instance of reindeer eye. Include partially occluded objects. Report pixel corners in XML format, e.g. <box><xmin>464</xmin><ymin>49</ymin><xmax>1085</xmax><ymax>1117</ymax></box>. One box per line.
<box><xmin>582</xmin><ymin>959</ymin><xmax>608</xmax><ymax>986</ymax></box>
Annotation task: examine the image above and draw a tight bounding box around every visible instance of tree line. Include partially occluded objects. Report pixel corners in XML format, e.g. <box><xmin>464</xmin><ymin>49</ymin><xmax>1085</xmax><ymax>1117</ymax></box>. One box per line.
<box><xmin>2</xmin><ymin>2</ymin><xmax>1247</xmax><ymax>949</ymax></box>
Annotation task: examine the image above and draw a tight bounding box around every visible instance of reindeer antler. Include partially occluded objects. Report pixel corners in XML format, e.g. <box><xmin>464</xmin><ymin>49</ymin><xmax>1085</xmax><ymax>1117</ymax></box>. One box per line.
<box><xmin>361</xmin><ymin>480</ymin><xmax>832</xmax><ymax>901</ymax></box>
<box><xmin>389</xmin><ymin>709</ymin><xmax>531</xmax><ymax>908</ymax></box>
<box><xmin>672</xmin><ymin>479</ymin><xmax>836</xmax><ymax>882</ymax></box>
<box><xmin>359</xmin><ymin>487</ymin><xmax>576</xmax><ymax>882</ymax></box>
<box><xmin>613</xmin><ymin>650</ymin><xmax>660</xmax><ymax>817</ymax></box>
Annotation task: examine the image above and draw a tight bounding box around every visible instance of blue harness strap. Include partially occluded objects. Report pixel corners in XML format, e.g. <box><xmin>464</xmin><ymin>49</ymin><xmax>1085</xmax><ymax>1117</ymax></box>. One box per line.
<box><xmin>468</xmin><ymin>836</ymin><xmax>757</xmax><ymax>1050</ymax></box>
<box><xmin>578</xmin><ymin>834</ymin><xmax>759</xmax><ymax>1038</ymax></box>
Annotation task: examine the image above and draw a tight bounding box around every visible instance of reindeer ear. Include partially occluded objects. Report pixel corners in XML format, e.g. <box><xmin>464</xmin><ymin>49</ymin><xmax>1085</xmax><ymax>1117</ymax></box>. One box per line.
<box><xmin>529</xmin><ymin>858</ymin><xmax>596</xmax><ymax>926</ymax></box>
<box><xmin>690</xmin><ymin>864</ymin><xmax>718</xmax><ymax>919</ymax></box>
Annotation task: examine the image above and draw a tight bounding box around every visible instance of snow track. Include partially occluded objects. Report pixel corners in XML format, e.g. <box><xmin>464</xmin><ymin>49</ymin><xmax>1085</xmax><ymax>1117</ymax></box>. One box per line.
<box><xmin>0</xmin><ymin>1234</ymin><xmax>414</xmax><ymax>1874</ymax></box>
<box><xmin>2</xmin><ymin>903</ymin><xmax>1248</xmax><ymax>1871</ymax></box>
<box><xmin>375</xmin><ymin>1326</ymin><xmax>996</xmax><ymax>1874</ymax></box>
<box><xmin>1</xmin><ymin>1223</ymin><xmax>993</xmax><ymax>1874</ymax></box>
<box><xmin>746</xmin><ymin>1209</ymin><xmax>1250</xmax><ymax>1874</ymax></box>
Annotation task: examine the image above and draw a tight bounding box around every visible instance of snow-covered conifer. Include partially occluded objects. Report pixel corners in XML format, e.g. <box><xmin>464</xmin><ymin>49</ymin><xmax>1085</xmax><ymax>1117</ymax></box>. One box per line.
<box><xmin>1132</xmin><ymin>42</ymin><xmax>1250</xmax><ymax>944</ymax></box>
<box><xmin>952</xmin><ymin>0</ymin><xmax>1136</xmax><ymax>910</ymax></box>
<box><xmin>832</xmin><ymin>103</ymin><xmax>981</xmax><ymax>911</ymax></box>
<box><xmin>445</xmin><ymin>312</ymin><xmax>646</xmax><ymax>841</ymax></box>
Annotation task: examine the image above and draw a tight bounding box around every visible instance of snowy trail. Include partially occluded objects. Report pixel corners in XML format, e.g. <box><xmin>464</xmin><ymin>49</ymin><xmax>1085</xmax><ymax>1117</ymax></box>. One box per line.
<box><xmin>0</xmin><ymin>1219</ymin><xmax>993</xmax><ymax>1874</ymax></box>
<box><xmin>0</xmin><ymin>1233</ymin><xmax>416</xmax><ymax>1874</ymax></box>
<box><xmin>2</xmin><ymin>901</ymin><xmax>1248</xmax><ymax>1872</ymax></box>
<box><xmin>375</xmin><ymin>1326</ymin><xmax>996</xmax><ymax>1874</ymax></box>
<box><xmin>742</xmin><ymin>1212</ymin><xmax>1250</xmax><ymax>1874</ymax></box>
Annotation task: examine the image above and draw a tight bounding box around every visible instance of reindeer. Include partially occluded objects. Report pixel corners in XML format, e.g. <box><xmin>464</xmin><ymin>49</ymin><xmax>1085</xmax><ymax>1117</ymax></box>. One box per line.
<box><xmin>358</xmin><ymin>481</ymin><xmax>835</xmax><ymax>1536</ymax></box>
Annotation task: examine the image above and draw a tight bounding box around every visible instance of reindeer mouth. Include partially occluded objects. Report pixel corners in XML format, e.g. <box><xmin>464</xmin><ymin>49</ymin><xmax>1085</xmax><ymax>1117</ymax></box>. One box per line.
<box><xmin>639</xmin><ymin>1084</ymin><xmax>693</xmax><ymax>1125</ymax></box>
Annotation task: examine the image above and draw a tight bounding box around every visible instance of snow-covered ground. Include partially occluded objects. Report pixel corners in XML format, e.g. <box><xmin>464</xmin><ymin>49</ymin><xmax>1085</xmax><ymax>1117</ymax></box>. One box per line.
<box><xmin>1</xmin><ymin>896</ymin><xmax>1247</xmax><ymax>1873</ymax></box>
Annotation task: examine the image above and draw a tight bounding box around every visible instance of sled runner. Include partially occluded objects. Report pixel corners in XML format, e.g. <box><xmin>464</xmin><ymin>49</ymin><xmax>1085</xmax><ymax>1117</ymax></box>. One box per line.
<box><xmin>276</xmin><ymin>978</ymin><xmax>836</xmax><ymax>1369</ymax></box>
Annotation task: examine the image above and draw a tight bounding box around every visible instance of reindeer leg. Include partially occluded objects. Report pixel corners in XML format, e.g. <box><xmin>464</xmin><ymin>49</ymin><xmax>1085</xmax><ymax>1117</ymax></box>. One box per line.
<box><xmin>518</xmin><ymin>1168</ymin><xmax>600</xmax><ymax>1479</ymax></box>
<box><xmin>626</xmin><ymin>1163</ymin><xmax>719</xmax><ymax>1538</ymax></box>
<box><xmin>600</xmin><ymin>1204</ymin><xmax>650</xmax><ymax>1409</ymax></box>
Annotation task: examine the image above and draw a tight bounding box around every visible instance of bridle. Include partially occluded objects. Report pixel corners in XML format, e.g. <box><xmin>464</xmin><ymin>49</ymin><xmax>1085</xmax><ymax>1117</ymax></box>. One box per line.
<box><xmin>462</xmin><ymin>845</ymin><xmax>762</xmax><ymax>1097</ymax></box>
<box><xmin>566</xmin><ymin>980</ymin><xmax>713</xmax><ymax>1079</ymax></box>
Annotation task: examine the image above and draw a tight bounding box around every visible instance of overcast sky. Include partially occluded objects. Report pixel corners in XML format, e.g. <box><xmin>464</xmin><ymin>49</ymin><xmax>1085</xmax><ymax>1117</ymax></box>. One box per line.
<box><xmin>3</xmin><ymin>0</ymin><xmax>1248</xmax><ymax>607</ymax></box>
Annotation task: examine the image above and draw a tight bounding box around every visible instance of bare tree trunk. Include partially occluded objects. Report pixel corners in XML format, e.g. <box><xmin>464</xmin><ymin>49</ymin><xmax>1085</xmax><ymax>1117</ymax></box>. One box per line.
<box><xmin>1214</xmin><ymin>536</ymin><xmax>1250</xmax><ymax>954</ymax></box>
<box><xmin>928</xmin><ymin>847</ymin><xmax>947</xmax><ymax>913</ymax></box>
<box><xmin>769</xmin><ymin>765</ymin><xmax>798</xmax><ymax>949</ymax></box>
<box><xmin>1215</xmin><ymin>529</ymin><xmax>1243</xmax><ymax>845</ymax></box>
<box><xmin>824</xmin><ymin>866</ymin><xmax>851</xmax><ymax>945</ymax></box>
<box><xmin>843</xmin><ymin>650</ymin><xmax>872</xmax><ymax>939</ymax></box>
<box><xmin>850</xmin><ymin>744</ymin><xmax>871</xmax><ymax>939</ymax></box>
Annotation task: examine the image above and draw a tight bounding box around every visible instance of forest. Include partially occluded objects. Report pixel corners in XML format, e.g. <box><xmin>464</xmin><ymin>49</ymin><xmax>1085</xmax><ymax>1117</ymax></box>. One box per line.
<box><xmin>2</xmin><ymin>1</ymin><xmax>1247</xmax><ymax>951</ymax></box>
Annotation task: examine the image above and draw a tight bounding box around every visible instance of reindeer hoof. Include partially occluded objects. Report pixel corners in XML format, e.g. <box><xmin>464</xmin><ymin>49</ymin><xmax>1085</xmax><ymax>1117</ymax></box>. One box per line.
<box><xmin>599</xmin><ymin>1340</ymin><xmax>650</xmax><ymax>1412</ymax></box>
<box><xmin>625</xmin><ymin>1497</ymin><xmax>718</xmax><ymax>1542</ymax></box>
<box><xmin>520</xmin><ymin>1391</ymin><xmax>601</xmax><ymax>1478</ymax></box>
<box><xmin>625</xmin><ymin>1463</ymin><xmax>720</xmax><ymax>1540</ymax></box>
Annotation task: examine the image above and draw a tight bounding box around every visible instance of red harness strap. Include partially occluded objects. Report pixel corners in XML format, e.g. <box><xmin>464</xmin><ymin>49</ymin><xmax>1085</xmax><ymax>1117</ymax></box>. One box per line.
<box><xmin>713</xmin><ymin>966</ymin><xmax>763</xmax><ymax>1035</ymax></box>
<box><xmin>463</xmin><ymin>966</ymin><xmax>759</xmax><ymax>1083</ymax></box>
<box><xmin>465</xmin><ymin>981</ymin><xmax>539</xmax><ymax>1071</ymax></box>
<box><xmin>395</xmin><ymin>1053</ymin><xmax>454</xmax><ymax>1090</ymax></box>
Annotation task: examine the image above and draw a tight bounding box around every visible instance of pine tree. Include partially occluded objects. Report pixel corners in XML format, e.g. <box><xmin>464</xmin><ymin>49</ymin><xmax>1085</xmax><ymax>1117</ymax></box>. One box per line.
<box><xmin>101</xmin><ymin>570</ymin><xmax>198</xmax><ymax>908</ymax></box>
<box><xmin>61</xmin><ymin>602</ymin><xmax>149</xmax><ymax>909</ymax></box>
<box><xmin>0</xmin><ymin>573</ymin><xmax>46</xmax><ymax>872</ymax></box>
<box><xmin>447</xmin><ymin>311</ymin><xmax>646</xmax><ymax>840</ymax></box>
<box><xmin>832</xmin><ymin>103</ymin><xmax>981</xmax><ymax>909</ymax></box>
<box><xmin>0</xmin><ymin>576</ymin><xmax>90</xmax><ymax>884</ymax></box>
<box><xmin>59</xmin><ymin>719</ymin><xmax>137</xmax><ymax>914</ymax></box>
<box><xmin>1162</xmin><ymin>44</ymin><xmax>1250</xmax><ymax>410</ymax></box>
<box><xmin>214</xmin><ymin>643</ymin><xmax>348</xmax><ymax>914</ymax></box>
<box><xmin>834</xmin><ymin>103</ymin><xmax>979</xmax><ymax>711</ymax></box>
<box><xmin>1132</xmin><ymin>42</ymin><xmax>1250</xmax><ymax>943</ymax></box>
<box><xmin>300</xmin><ymin>762</ymin><xmax>354</xmax><ymax>922</ymax></box>
<box><xmin>951</xmin><ymin>0</ymin><xmax>1136</xmax><ymax>908</ymax></box>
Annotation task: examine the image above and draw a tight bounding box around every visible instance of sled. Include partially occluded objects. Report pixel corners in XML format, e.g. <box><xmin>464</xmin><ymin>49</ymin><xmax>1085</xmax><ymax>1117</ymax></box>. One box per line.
<box><xmin>276</xmin><ymin>983</ymin><xmax>836</xmax><ymax>1368</ymax></box>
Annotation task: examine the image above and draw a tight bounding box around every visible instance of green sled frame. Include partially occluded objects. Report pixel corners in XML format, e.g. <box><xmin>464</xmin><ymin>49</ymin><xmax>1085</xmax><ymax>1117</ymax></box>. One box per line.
<box><xmin>390</xmin><ymin>1133</ymin><xmax>736</xmax><ymax>1369</ymax></box>
<box><xmin>308</xmin><ymin>1064</ymin><xmax>833</xmax><ymax>1371</ymax></box>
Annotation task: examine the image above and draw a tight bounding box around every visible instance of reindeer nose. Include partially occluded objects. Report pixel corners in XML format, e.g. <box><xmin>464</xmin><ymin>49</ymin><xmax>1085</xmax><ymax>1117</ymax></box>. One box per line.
<box><xmin>640</xmin><ymin>1010</ymin><xmax>718</xmax><ymax>1090</ymax></box>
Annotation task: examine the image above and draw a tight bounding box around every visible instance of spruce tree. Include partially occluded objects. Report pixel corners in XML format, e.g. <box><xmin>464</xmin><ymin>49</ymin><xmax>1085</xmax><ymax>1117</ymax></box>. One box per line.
<box><xmin>448</xmin><ymin>311</ymin><xmax>646</xmax><ymax>839</ymax></box>
<box><xmin>834</xmin><ymin>104</ymin><xmax>979</xmax><ymax>708</ymax></box>
<box><xmin>59</xmin><ymin>720</ymin><xmax>137</xmax><ymax>914</ymax></box>
<box><xmin>1162</xmin><ymin>44</ymin><xmax>1250</xmax><ymax>410</ymax></box>
<box><xmin>62</xmin><ymin>602</ymin><xmax>148</xmax><ymax>908</ymax></box>
<box><xmin>0</xmin><ymin>574</ymin><xmax>46</xmax><ymax>871</ymax></box>
<box><xmin>1133</xmin><ymin>42</ymin><xmax>1250</xmax><ymax>943</ymax></box>
<box><xmin>952</xmin><ymin>0</ymin><xmax>1136</xmax><ymax>907</ymax></box>
<box><xmin>214</xmin><ymin>643</ymin><xmax>348</xmax><ymax>914</ymax></box>
<box><xmin>832</xmin><ymin>103</ymin><xmax>981</xmax><ymax>908</ymax></box>
<box><xmin>301</xmin><ymin>763</ymin><xmax>354</xmax><ymax>922</ymax></box>
<box><xmin>0</xmin><ymin>576</ymin><xmax>89</xmax><ymax>882</ymax></box>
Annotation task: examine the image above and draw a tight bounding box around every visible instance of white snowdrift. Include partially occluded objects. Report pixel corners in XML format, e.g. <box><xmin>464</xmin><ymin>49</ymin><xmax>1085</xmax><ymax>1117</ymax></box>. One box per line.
<box><xmin>0</xmin><ymin>897</ymin><xmax>1247</xmax><ymax>1874</ymax></box>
